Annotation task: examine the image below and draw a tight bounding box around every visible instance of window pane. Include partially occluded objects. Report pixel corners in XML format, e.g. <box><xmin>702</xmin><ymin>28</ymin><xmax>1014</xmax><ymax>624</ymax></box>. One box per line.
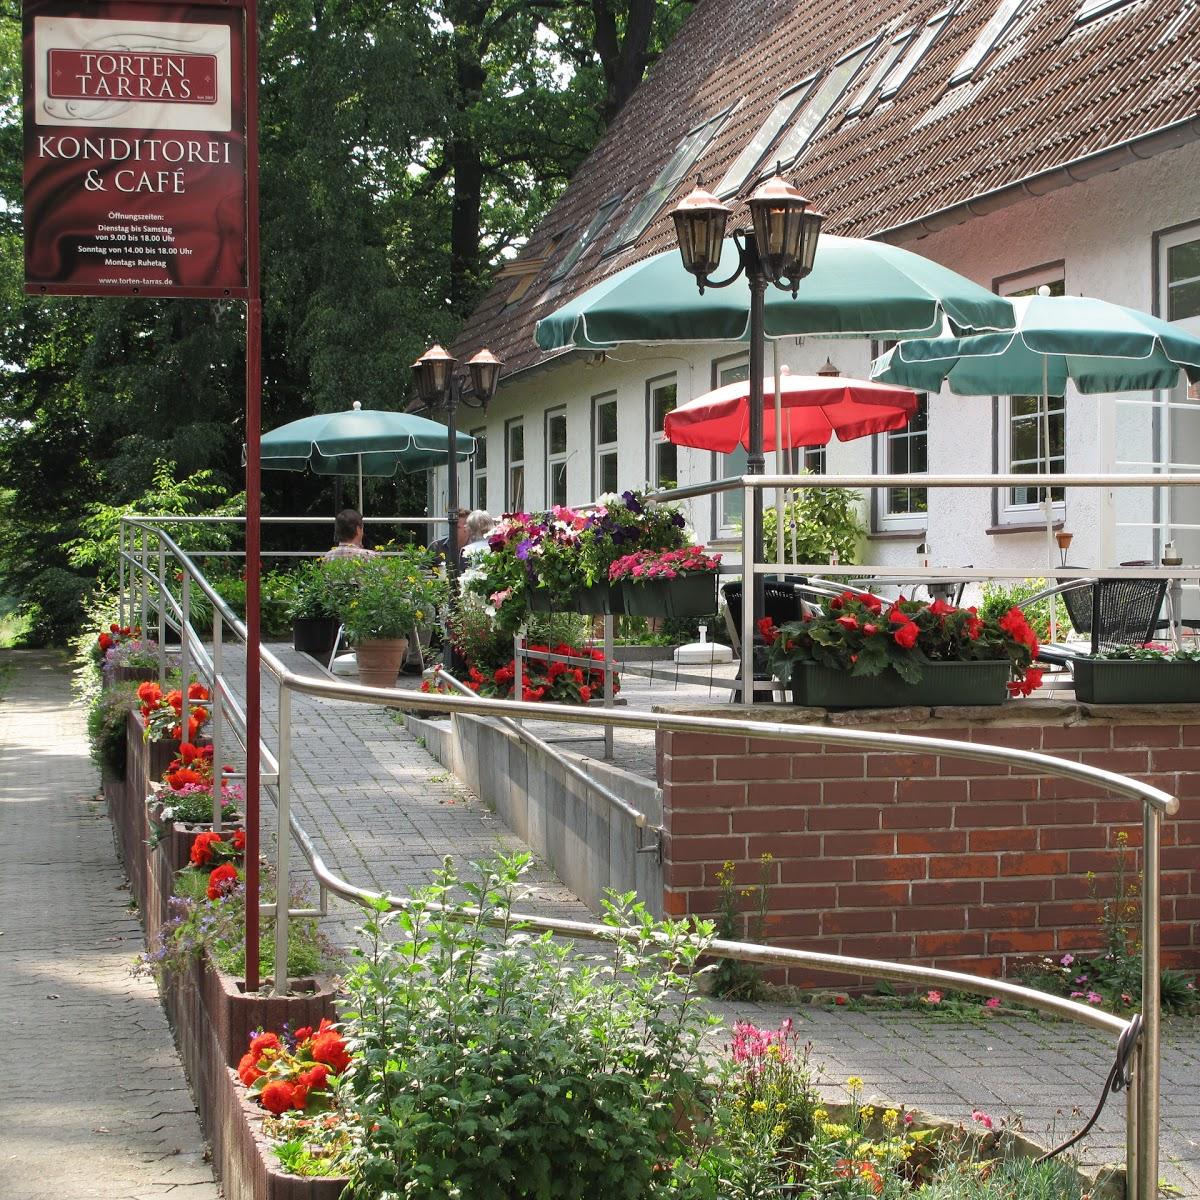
<box><xmin>1169</xmin><ymin>280</ymin><xmax>1200</xmax><ymax>322</ymax></box>
<box><xmin>476</xmin><ymin>477</ymin><xmax>487</xmax><ymax>511</ymax></box>
<box><xmin>1168</xmin><ymin>239</ymin><xmax>1200</xmax><ymax>284</ymax></box>
<box><xmin>600</xmin><ymin>451</ymin><xmax>618</xmax><ymax>495</ymax></box>
<box><xmin>473</xmin><ymin>431</ymin><xmax>487</xmax><ymax>471</ymax></box>
<box><xmin>846</xmin><ymin>31</ymin><xmax>912</xmax><ymax>115</ymax></box>
<box><xmin>508</xmin><ymin>423</ymin><xmax>523</xmax><ymax>462</ymax></box>
<box><xmin>720</xmin><ymin>444</ymin><xmax>748</xmax><ymax>526</ymax></box>
<box><xmin>551</xmin><ymin>463</ymin><xmax>568</xmax><ymax>507</ymax></box>
<box><xmin>597</xmin><ymin>400</ymin><xmax>618</xmax><ymax>444</ymax></box>
<box><xmin>775</xmin><ymin>43</ymin><xmax>872</xmax><ymax>164</ymax></box>
<box><xmin>509</xmin><ymin>465</ymin><xmax>524</xmax><ymax>511</ymax></box>
<box><xmin>950</xmin><ymin>0</ymin><xmax>1028</xmax><ymax>84</ymax></box>
<box><xmin>653</xmin><ymin>382</ymin><xmax>678</xmax><ymax>429</ymax></box>
<box><xmin>880</xmin><ymin>9</ymin><xmax>951</xmax><ymax>99</ymax></box>
<box><xmin>656</xmin><ymin>442</ymin><xmax>677</xmax><ymax>489</ymax></box>
<box><xmin>803</xmin><ymin>445</ymin><xmax>826</xmax><ymax>474</ymax></box>
<box><xmin>719</xmin><ymin>361</ymin><xmax>749</xmax><ymax>386</ymax></box>
<box><xmin>551</xmin><ymin>195</ymin><xmax>623</xmax><ymax>282</ymax></box>
<box><xmin>548</xmin><ymin>412</ymin><xmax>567</xmax><ymax>455</ymax></box>
<box><xmin>717</xmin><ymin>82</ymin><xmax>815</xmax><ymax>197</ymax></box>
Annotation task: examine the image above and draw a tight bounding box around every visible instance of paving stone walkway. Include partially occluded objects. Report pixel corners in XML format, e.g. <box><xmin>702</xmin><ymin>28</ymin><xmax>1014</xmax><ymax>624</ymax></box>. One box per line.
<box><xmin>0</xmin><ymin>650</ymin><xmax>219</xmax><ymax>1200</ymax></box>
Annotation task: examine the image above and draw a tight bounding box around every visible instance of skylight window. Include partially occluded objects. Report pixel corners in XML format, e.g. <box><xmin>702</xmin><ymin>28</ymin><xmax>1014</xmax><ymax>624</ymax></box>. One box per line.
<box><xmin>550</xmin><ymin>193</ymin><xmax>625</xmax><ymax>283</ymax></box>
<box><xmin>949</xmin><ymin>0</ymin><xmax>1029</xmax><ymax>84</ymax></box>
<box><xmin>716</xmin><ymin>79</ymin><xmax>816</xmax><ymax>198</ymax></box>
<box><xmin>879</xmin><ymin>6</ymin><xmax>954</xmax><ymax>101</ymax></box>
<box><xmin>845</xmin><ymin>28</ymin><xmax>915</xmax><ymax>117</ymax></box>
<box><xmin>1076</xmin><ymin>0</ymin><xmax>1137</xmax><ymax>22</ymax></box>
<box><xmin>603</xmin><ymin>105</ymin><xmax>736</xmax><ymax>256</ymax></box>
<box><xmin>772</xmin><ymin>41</ymin><xmax>875</xmax><ymax>166</ymax></box>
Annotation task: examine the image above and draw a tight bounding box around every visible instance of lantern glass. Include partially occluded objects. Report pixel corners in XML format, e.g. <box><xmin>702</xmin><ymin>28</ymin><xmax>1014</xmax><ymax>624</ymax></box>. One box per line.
<box><xmin>670</xmin><ymin>184</ymin><xmax>731</xmax><ymax>283</ymax></box>
<box><xmin>466</xmin><ymin>349</ymin><xmax>503</xmax><ymax>403</ymax></box>
<box><xmin>413</xmin><ymin>345</ymin><xmax>456</xmax><ymax>404</ymax></box>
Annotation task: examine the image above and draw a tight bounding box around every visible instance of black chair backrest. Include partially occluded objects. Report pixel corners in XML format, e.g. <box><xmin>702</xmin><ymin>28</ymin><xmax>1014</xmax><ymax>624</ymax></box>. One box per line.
<box><xmin>1057</xmin><ymin>572</ymin><xmax>1167</xmax><ymax>652</ymax></box>
<box><xmin>722</xmin><ymin>581</ymin><xmax>805</xmax><ymax>642</ymax></box>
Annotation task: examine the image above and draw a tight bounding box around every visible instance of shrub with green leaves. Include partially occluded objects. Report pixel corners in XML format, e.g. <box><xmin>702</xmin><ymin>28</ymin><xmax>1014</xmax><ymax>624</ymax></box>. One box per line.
<box><xmin>978</xmin><ymin>578</ymin><xmax>1071</xmax><ymax>645</ymax></box>
<box><xmin>761</xmin><ymin>483</ymin><xmax>866</xmax><ymax>566</ymax></box>
<box><xmin>338</xmin><ymin>854</ymin><xmax>718</xmax><ymax>1200</ymax></box>
<box><xmin>87</xmin><ymin>682</ymin><xmax>141</xmax><ymax>778</ymax></box>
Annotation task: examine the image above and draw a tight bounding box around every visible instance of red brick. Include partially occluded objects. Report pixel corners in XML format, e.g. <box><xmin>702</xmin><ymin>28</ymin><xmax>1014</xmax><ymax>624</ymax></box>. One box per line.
<box><xmin>837</xmin><ymin>881</ymin><xmax>910</xmax><ymax>908</ymax></box>
<box><xmin>967</xmin><ymin>903</ymin><xmax>1037</xmax><ymax>929</ymax></box>
<box><xmin>1052</xmin><ymin>873</ymin><xmax>1106</xmax><ymax>902</ymax></box>
<box><xmin>987</xmin><ymin>929</ymin><xmax>1056</xmax><ymax>953</ymax></box>
<box><xmin>867</xmin><ymin>753</ymin><xmax>938</xmax><ymax>777</ymax></box>
<box><xmin>983</xmin><ymin>877</ymin><xmax>1054</xmax><ymax>903</ymax></box>
<box><xmin>1181</xmin><ymin>725</ymin><xmax>1200</xmax><ymax>746</ymax></box>
<box><xmin>732</xmin><ymin>808</ymin><xmax>809</xmax><ymax>834</ymax></box>
<box><xmin>912</xmin><ymin>880</ymin><xmax>982</xmax><ymax>904</ymax></box>
<box><xmin>896</xmin><ymin>777</ymin><xmax>968</xmax><ymax>803</ymax></box>
<box><xmin>1041</xmin><ymin>724</ymin><xmax>1113</xmax><ymax>749</ymax></box>
<box><xmin>826</xmin><ymin>780</ymin><xmax>898</xmax><ymax>804</ymax></box>
<box><xmin>715</xmin><ymin>755</ymin><xmax>793</xmax><ymax>781</ymax></box>
<box><xmin>1173</xmin><ymin>896</ymin><xmax>1200</xmax><ymax>920</ymax></box>
<box><xmin>1116</xmin><ymin>725</ymin><xmax>1182</xmax><ymax>748</ymax></box>
<box><xmin>1176</xmin><ymin>821</ymin><xmax>1200</xmax><ymax>845</ymax></box>
<box><xmin>1069</xmin><ymin>849</ymin><xmax>1128</xmax><ymax>874</ymax></box>
<box><xmin>769</xmin><ymin>884</ymin><xmax>839</xmax><ymax>910</ymax></box>
<box><xmin>662</xmin><ymin>891</ymin><xmax>688</xmax><ymax>916</ymax></box>
<box><xmin>915</xmin><ymin>931</ymin><xmax>987</xmax><ymax>956</ymax></box>
<box><xmin>668</xmin><ymin>836</ymin><xmax>747</xmax><ymax>863</ymax></box>
<box><xmin>699</xmin><ymin>860</ymin><xmax>773</xmax><ymax>887</ymax></box>
<box><xmin>855</xmin><ymin>856</ymin><xmax>928</xmax><ymax>881</ymax></box>
<box><xmin>823</xmin><ymin>832</ymin><xmax>896</xmax><ymax>857</ymax></box>
<box><xmin>823</xmin><ymin>908</ymin><xmax>896</xmax><ymax>935</ymax></box>
<box><xmin>797</xmin><ymin>754</ymin><xmax>867</xmax><ymax>778</ymax></box>
<box><xmin>898</xmin><ymin>831</ymin><xmax>967</xmax><ymax>854</ymax></box>
<box><xmin>1038</xmin><ymin>900</ymin><xmax>1104</xmax><ymax>926</ymax></box>
<box><xmin>1161</xmin><ymin>846</ymin><xmax>1197</xmax><ymax>871</ymax></box>
<box><xmin>744</xmin><ymin>833</ymin><xmax>819</xmax><ymax>858</ymax></box>
<box><xmin>1037</xmin><ymin>800</ymin><xmax>1098</xmax><ymax>825</ymax></box>
<box><xmin>743</xmin><ymin>781</ymin><xmax>823</xmax><ymax>806</ymax></box>
<box><xmin>969</xmin><ymin>827</ymin><xmax>1038</xmax><ymax>852</ymax></box>
<box><xmin>666</xmin><ymin>757</ymin><xmax>716</xmax><ymax>782</ymax></box>
<box><xmin>837</xmin><ymin>934</ymin><xmax>916</xmax><ymax>960</ymax></box>
<box><xmin>955</xmin><ymin>803</ymin><xmax>1027</xmax><ymax>827</ymax></box>
<box><xmin>999</xmin><ymin>850</ymin><xmax>1069</xmax><ymax>877</ymax></box>
<box><xmin>807</xmin><ymin>806</ymin><xmax>883</xmax><ymax>831</ymax></box>
<box><xmin>938</xmin><ymin>753</ymin><xmax>1006</xmax><ymax>777</ymax></box>
<box><xmin>1094</xmin><ymin>798</ymin><xmax>1151</xmax><ymax>822</ymax></box>
<box><xmin>969</xmin><ymin>776</ymin><xmax>1040</xmax><ymax>802</ymax></box>
<box><xmin>883</xmin><ymin>804</ymin><xmax>958</xmax><ymax>830</ymax></box>
<box><xmin>1039</xmin><ymin>825</ymin><xmax>1107</xmax><ymax>850</ymax></box>
<box><xmin>667</xmin><ymin>733</ymin><xmax>744</xmax><ymax>757</ymax></box>
<box><xmin>669</xmin><ymin>811</ymin><xmax>730</xmax><ymax>836</ymax></box>
<box><xmin>760</xmin><ymin>911</ymin><xmax>821</xmax><ymax>939</ymax></box>
<box><xmin>663</xmin><ymin>862</ymin><xmax>703</xmax><ymax>887</ymax></box>
<box><xmin>1038</xmin><ymin>777</ymin><xmax>1108</xmax><ymax>800</ymax></box>
<box><xmin>934</xmin><ymin>954</ymin><xmax>1003</xmax><ymax>976</ymax></box>
<box><xmin>749</xmin><ymin>735</ymin><xmax>805</xmax><ymax>755</ymax></box>
<box><xmin>1151</xmin><ymin>748</ymin><xmax>1200</xmax><ymax>772</ymax></box>
<box><xmin>777</xmin><ymin>857</ymin><xmax>857</xmax><ymax>884</ymax></box>
<box><xmin>969</xmin><ymin>727</ymin><xmax>1041</xmax><ymax>750</ymax></box>
<box><xmin>666</xmin><ymin>782</ymin><xmax>747</xmax><ymax>809</ymax></box>
<box><xmin>1087</xmin><ymin>750</ymin><xmax>1151</xmax><ymax>773</ymax></box>
<box><xmin>896</xmin><ymin>905</ymin><xmax>966</xmax><ymax>932</ymax></box>
<box><xmin>1056</xmin><ymin>930</ymin><xmax>1106</xmax><ymax>953</ymax></box>
<box><xmin>929</xmin><ymin>853</ymin><xmax>998</xmax><ymax>879</ymax></box>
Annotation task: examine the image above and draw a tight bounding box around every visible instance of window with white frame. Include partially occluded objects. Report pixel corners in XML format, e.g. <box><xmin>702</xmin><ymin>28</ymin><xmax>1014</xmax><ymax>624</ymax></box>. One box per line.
<box><xmin>545</xmin><ymin>407</ymin><xmax>568</xmax><ymax>507</ymax></box>
<box><xmin>647</xmin><ymin>374</ymin><xmax>678</xmax><ymax>490</ymax></box>
<box><xmin>773</xmin><ymin>40</ymin><xmax>874</xmax><ymax>166</ymax></box>
<box><xmin>505</xmin><ymin>418</ymin><xmax>525</xmax><ymax>512</ymax></box>
<box><xmin>998</xmin><ymin>273</ymin><xmax>1066</xmax><ymax>516</ymax></box>
<box><xmin>593</xmin><ymin>393</ymin><xmax>619</xmax><ymax>497</ymax></box>
<box><xmin>1167</xmin><ymin>234</ymin><xmax>1200</xmax><ymax>323</ymax></box>
<box><xmin>879</xmin><ymin>394</ymin><xmax>928</xmax><ymax>525</ymax></box>
<box><xmin>879</xmin><ymin>6</ymin><xmax>953</xmax><ymax>101</ymax></box>
<box><xmin>550</xmin><ymin>193</ymin><xmax>625</xmax><ymax>283</ymax></box>
<box><xmin>716</xmin><ymin>80</ymin><xmax>815</xmax><ymax>198</ymax></box>
<box><xmin>845</xmin><ymin>27</ymin><xmax>914</xmax><ymax>116</ymax></box>
<box><xmin>949</xmin><ymin>0</ymin><xmax>1029</xmax><ymax>85</ymax></box>
<box><xmin>471</xmin><ymin>427</ymin><xmax>487</xmax><ymax>511</ymax></box>
<box><xmin>714</xmin><ymin>356</ymin><xmax>749</xmax><ymax>531</ymax></box>
<box><xmin>1076</xmin><ymin>0</ymin><xmax>1137</xmax><ymax>23</ymax></box>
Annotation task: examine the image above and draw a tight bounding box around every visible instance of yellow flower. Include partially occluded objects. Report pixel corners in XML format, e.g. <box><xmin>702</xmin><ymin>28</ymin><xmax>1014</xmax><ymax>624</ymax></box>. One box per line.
<box><xmin>883</xmin><ymin>1109</ymin><xmax>899</xmax><ymax>1129</ymax></box>
<box><xmin>751</xmin><ymin>1100</ymin><xmax>768</xmax><ymax>1113</ymax></box>
<box><xmin>813</xmin><ymin>1108</ymin><xmax>828</xmax><ymax>1122</ymax></box>
<box><xmin>415</xmin><ymin>610</ymin><xmax>424</xmax><ymax>621</ymax></box>
<box><xmin>765</xmin><ymin>1044</ymin><xmax>783</xmax><ymax>1059</ymax></box>
<box><xmin>846</xmin><ymin>1076</ymin><xmax>864</xmax><ymax>1093</ymax></box>
<box><xmin>775</xmin><ymin>1102</ymin><xmax>787</xmax><ymax>1113</ymax></box>
<box><xmin>822</xmin><ymin>1122</ymin><xmax>851</xmax><ymax>1138</ymax></box>
<box><xmin>771</xmin><ymin>1123</ymin><xmax>786</xmax><ymax>1138</ymax></box>
<box><xmin>861</xmin><ymin>1105</ymin><xmax>876</xmax><ymax>1122</ymax></box>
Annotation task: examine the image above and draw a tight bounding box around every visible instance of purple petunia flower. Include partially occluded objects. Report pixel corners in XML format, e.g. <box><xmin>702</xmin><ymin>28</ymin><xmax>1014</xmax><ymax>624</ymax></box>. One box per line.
<box><xmin>516</xmin><ymin>539</ymin><xmax>534</xmax><ymax>560</ymax></box>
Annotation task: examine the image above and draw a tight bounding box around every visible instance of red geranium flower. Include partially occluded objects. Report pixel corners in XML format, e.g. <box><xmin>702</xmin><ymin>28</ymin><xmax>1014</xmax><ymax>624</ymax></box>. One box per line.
<box><xmin>756</xmin><ymin>616</ymin><xmax>779</xmax><ymax>642</ymax></box>
<box><xmin>189</xmin><ymin>831</ymin><xmax>223</xmax><ymax>866</ymax></box>
<box><xmin>893</xmin><ymin>622</ymin><xmax>919</xmax><ymax>650</ymax></box>
<box><xmin>207</xmin><ymin>863</ymin><xmax>239</xmax><ymax>901</ymax></box>
<box><xmin>237</xmin><ymin>1051</ymin><xmax>263</xmax><ymax>1087</ymax></box>
<box><xmin>259</xmin><ymin>1080</ymin><xmax>296</xmax><ymax>1116</ymax></box>
<box><xmin>835</xmin><ymin>615</ymin><xmax>859</xmax><ymax>632</ymax></box>
<box><xmin>311</xmin><ymin>1028</ymin><xmax>351</xmax><ymax>1074</ymax></box>
<box><xmin>231</xmin><ymin>829</ymin><xmax>246</xmax><ymax>852</ymax></box>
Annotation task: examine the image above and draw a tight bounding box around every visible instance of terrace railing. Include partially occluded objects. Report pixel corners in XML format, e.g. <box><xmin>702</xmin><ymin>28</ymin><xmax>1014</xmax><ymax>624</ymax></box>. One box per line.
<box><xmin>118</xmin><ymin>491</ymin><xmax>1187</xmax><ymax>1200</ymax></box>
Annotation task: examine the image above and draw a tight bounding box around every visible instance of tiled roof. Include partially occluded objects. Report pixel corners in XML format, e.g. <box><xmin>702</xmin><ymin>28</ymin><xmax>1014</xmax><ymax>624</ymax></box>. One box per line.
<box><xmin>453</xmin><ymin>0</ymin><xmax>1200</xmax><ymax>379</ymax></box>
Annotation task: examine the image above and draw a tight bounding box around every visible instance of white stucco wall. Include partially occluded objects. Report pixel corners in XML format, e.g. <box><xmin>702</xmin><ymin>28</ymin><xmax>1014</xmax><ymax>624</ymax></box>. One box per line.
<box><xmin>435</xmin><ymin>138</ymin><xmax>1200</xmax><ymax>593</ymax></box>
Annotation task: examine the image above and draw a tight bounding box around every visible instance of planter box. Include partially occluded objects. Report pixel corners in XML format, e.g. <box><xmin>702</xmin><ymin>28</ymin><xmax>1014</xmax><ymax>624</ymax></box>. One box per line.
<box><xmin>291</xmin><ymin>617</ymin><xmax>340</xmax><ymax>660</ymax></box>
<box><xmin>156</xmin><ymin>818</ymin><xmax>247</xmax><ymax>872</ymax></box>
<box><xmin>791</xmin><ymin>660</ymin><xmax>1011</xmax><ymax>708</ymax></box>
<box><xmin>621</xmin><ymin>575</ymin><xmax>718</xmax><ymax>619</ymax></box>
<box><xmin>104</xmin><ymin>664</ymin><xmax>159</xmax><ymax>686</ymax></box>
<box><xmin>1072</xmin><ymin>657</ymin><xmax>1200</xmax><ymax>704</ymax></box>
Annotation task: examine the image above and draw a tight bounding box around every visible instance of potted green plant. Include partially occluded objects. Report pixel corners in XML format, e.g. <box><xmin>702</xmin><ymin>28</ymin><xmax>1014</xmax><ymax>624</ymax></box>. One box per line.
<box><xmin>288</xmin><ymin>560</ymin><xmax>341</xmax><ymax>659</ymax></box>
<box><xmin>335</xmin><ymin>549</ymin><xmax>445</xmax><ymax>688</ymax></box>
<box><xmin>764</xmin><ymin>592</ymin><xmax>1042</xmax><ymax>708</ymax></box>
<box><xmin>1071</xmin><ymin>643</ymin><xmax>1200</xmax><ymax>703</ymax></box>
<box><xmin>608</xmin><ymin>546</ymin><xmax>721</xmax><ymax>619</ymax></box>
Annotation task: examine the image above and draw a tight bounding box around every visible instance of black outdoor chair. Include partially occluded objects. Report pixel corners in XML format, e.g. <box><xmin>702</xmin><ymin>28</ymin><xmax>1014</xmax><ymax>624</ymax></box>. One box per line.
<box><xmin>721</xmin><ymin>580</ymin><xmax>807</xmax><ymax>702</ymax></box>
<box><xmin>1021</xmin><ymin>570</ymin><xmax>1168</xmax><ymax>666</ymax></box>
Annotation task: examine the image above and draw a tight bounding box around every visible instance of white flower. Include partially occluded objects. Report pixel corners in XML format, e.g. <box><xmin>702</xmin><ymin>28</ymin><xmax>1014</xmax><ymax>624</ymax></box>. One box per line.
<box><xmin>160</xmin><ymin>807</ymin><xmax>175</xmax><ymax>820</ymax></box>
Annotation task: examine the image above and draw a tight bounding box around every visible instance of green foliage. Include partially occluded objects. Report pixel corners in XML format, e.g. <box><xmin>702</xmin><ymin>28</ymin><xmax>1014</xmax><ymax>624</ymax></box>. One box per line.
<box><xmin>338</xmin><ymin>854</ymin><xmax>719</xmax><ymax>1200</ymax></box>
<box><xmin>449</xmin><ymin>589</ymin><xmax>590</xmax><ymax>674</ymax></box>
<box><xmin>330</xmin><ymin>550</ymin><xmax>446</xmax><ymax>642</ymax></box>
<box><xmin>283</xmin><ymin>560</ymin><xmax>340</xmax><ymax>622</ymax></box>
<box><xmin>910</xmin><ymin>1153</ymin><xmax>1094</xmax><ymax>1199</ymax></box>
<box><xmin>87</xmin><ymin>682</ymin><xmax>140</xmax><ymax>779</ymax></box>
<box><xmin>978</xmin><ymin>579</ymin><xmax>1071</xmax><ymax>644</ymax></box>
<box><xmin>762</xmin><ymin>484</ymin><xmax>867</xmax><ymax>567</ymax></box>
<box><xmin>709</xmin><ymin>855</ymin><xmax>772</xmax><ymax>1000</ymax></box>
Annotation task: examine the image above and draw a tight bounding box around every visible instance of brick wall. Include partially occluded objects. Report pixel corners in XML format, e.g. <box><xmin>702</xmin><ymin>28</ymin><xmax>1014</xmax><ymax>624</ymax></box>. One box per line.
<box><xmin>657</xmin><ymin>702</ymin><xmax>1200</xmax><ymax>989</ymax></box>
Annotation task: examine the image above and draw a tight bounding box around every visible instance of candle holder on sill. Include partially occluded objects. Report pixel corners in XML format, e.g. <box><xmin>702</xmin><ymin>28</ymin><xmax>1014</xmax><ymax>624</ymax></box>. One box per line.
<box><xmin>1055</xmin><ymin>530</ymin><xmax>1073</xmax><ymax>568</ymax></box>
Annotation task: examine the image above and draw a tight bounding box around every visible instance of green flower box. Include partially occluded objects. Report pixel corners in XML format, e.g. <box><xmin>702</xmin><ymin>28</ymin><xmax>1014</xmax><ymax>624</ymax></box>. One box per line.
<box><xmin>790</xmin><ymin>660</ymin><xmax>1011</xmax><ymax>709</ymax></box>
<box><xmin>621</xmin><ymin>574</ymin><xmax>718</xmax><ymax>619</ymax></box>
<box><xmin>1072</xmin><ymin>658</ymin><xmax>1200</xmax><ymax>704</ymax></box>
<box><xmin>527</xmin><ymin>582</ymin><xmax>626</xmax><ymax>614</ymax></box>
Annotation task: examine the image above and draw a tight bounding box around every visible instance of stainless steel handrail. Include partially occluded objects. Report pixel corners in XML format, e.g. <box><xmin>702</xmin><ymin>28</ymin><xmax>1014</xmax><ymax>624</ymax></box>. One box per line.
<box><xmin>120</xmin><ymin>513</ymin><xmax>1177</xmax><ymax>1200</ymax></box>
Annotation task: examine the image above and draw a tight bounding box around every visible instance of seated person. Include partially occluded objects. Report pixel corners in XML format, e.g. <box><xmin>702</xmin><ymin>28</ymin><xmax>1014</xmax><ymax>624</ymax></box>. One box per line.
<box><xmin>458</xmin><ymin>509</ymin><xmax>496</xmax><ymax>572</ymax></box>
<box><xmin>322</xmin><ymin>508</ymin><xmax>377</xmax><ymax>561</ymax></box>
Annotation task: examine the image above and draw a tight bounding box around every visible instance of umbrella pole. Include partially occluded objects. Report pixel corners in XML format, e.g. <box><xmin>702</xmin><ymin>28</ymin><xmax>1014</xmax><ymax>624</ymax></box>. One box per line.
<box><xmin>1043</xmin><ymin>358</ymin><xmax>1057</xmax><ymax>643</ymax></box>
<box><xmin>773</xmin><ymin>343</ymin><xmax>785</xmax><ymax>568</ymax></box>
<box><xmin>358</xmin><ymin>454</ymin><xmax>364</xmax><ymax>516</ymax></box>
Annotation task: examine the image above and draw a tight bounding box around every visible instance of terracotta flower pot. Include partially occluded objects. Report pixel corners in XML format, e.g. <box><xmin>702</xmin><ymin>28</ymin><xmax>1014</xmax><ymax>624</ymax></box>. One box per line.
<box><xmin>355</xmin><ymin>637</ymin><xmax>409</xmax><ymax>688</ymax></box>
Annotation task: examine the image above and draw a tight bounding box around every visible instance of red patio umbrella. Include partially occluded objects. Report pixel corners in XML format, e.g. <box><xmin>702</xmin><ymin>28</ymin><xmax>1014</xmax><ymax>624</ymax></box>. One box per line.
<box><xmin>663</xmin><ymin>371</ymin><xmax>919</xmax><ymax>452</ymax></box>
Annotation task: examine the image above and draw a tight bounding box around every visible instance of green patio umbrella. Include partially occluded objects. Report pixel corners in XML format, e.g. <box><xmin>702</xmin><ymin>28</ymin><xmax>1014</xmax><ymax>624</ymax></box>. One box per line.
<box><xmin>869</xmin><ymin>293</ymin><xmax>1200</xmax><ymax>396</ymax></box>
<box><xmin>871</xmin><ymin>292</ymin><xmax>1200</xmax><ymax>569</ymax></box>
<box><xmin>534</xmin><ymin>234</ymin><xmax>1015</xmax><ymax>351</ymax></box>
<box><xmin>256</xmin><ymin>402</ymin><xmax>475</xmax><ymax>512</ymax></box>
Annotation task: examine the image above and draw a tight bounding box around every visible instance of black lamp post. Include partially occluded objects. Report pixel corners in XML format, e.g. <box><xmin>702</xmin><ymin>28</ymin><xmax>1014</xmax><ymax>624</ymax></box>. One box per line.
<box><xmin>411</xmin><ymin>343</ymin><xmax>503</xmax><ymax>588</ymax></box>
<box><xmin>671</xmin><ymin>171</ymin><xmax>823</xmax><ymax>651</ymax></box>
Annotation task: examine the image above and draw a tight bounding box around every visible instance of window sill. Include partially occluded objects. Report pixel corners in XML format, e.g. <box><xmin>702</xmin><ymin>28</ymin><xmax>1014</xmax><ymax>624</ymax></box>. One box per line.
<box><xmin>986</xmin><ymin>520</ymin><xmax>1065</xmax><ymax>536</ymax></box>
<box><xmin>868</xmin><ymin>528</ymin><xmax>927</xmax><ymax>541</ymax></box>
